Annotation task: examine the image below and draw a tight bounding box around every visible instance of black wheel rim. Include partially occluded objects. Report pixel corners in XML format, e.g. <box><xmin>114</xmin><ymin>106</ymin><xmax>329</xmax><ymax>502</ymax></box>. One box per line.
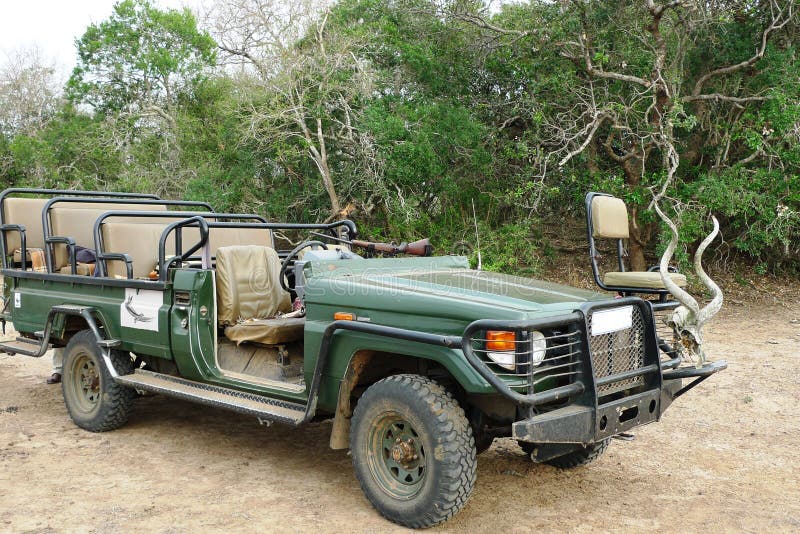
<box><xmin>68</xmin><ymin>352</ymin><xmax>101</xmax><ymax>414</ymax></box>
<box><xmin>367</xmin><ymin>412</ymin><xmax>427</xmax><ymax>500</ymax></box>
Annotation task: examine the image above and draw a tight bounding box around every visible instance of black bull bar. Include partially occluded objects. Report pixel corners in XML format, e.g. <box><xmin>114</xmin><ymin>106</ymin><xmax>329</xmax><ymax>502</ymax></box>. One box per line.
<box><xmin>459</xmin><ymin>298</ymin><xmax>727</xmax><ymax>444</ymax></box>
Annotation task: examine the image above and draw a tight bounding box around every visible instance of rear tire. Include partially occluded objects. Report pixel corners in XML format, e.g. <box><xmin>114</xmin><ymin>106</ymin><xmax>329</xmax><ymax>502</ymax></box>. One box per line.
<box><xmin>62</xmin><ymin>330</ymin><xmax>135</xmax><ymax>432</ymax></box>
<box><xmin>350</xmin><ymin>374</ymin><xmax>476</xmax><ymax>528</ymax></box>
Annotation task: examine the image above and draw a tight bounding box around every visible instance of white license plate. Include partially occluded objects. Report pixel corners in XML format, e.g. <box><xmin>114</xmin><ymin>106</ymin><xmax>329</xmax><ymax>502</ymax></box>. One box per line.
<box><xmin>591</xmin><ymin>306</ymin><xmax>633</xmax><ymax>336</ymax></box>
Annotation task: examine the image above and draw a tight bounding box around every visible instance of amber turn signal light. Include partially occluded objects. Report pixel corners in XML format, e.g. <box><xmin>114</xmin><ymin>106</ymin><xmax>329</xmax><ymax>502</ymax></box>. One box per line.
<box><xmin>486</xmin><ymin>330</ymin><xmax>516</xmax><ymax>351</ymax></box>
<box><xmin>334</xmin><ymin>312</ymin><xmax>355</xmax><ymax>321</ymax></box>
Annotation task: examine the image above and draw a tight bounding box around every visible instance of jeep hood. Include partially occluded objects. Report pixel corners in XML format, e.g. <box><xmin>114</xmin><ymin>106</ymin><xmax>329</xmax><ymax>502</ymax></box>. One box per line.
<box><xmin>304</xmin><ymin>256</ymin><xmax>606</xmax><ymax>314</ymax></box>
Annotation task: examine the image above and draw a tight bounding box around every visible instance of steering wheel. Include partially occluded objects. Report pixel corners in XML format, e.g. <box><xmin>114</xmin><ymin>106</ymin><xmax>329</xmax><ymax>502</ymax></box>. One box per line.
<box><xmin>279</xmin><ymin>240</ymin><xmax>329</xmax><ymax>292</ymax></box>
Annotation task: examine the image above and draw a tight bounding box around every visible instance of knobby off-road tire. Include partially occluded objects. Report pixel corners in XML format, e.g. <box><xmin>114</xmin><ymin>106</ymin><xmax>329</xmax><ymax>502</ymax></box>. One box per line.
<box><xmin>350</xmin><ymin>374</ymin><xmax>477</xmax><ymax>528</ymax></box>
<box><xmin>519</xmin><ymin>438</ymin><xmax>610</xmax><ymax>468</ymax></box>
<box><xmin>62</xmin><ymin>330</ymin><xmax>135</xmax><ymax>432</ymax></box>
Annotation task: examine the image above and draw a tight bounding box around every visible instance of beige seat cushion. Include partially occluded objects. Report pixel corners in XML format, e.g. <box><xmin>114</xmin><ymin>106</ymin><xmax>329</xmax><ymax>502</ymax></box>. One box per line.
<box><xmin>604</xmin><ymin>271</ymin><xmax>687</xmax><ymax>289</ymax></box>
<box><xmin>152</xmin><ymin>226</ymin><xmax>275</xmax><ymax>258</ymax></box>
<box><xmin>49</xmin><ymin>204</ymin><xmax>166</xmax><ymax>269</ymax></box>
<box><xmin>216</xmin><ymin>245</ymin><xmax>291</xmax><ymax>325</ymax></box>
<box><xmin>100</xmin><ymin>221</ymin><xmax>276</xmax><ymax>279</ymax></box>
<box><xmin>591</xmin><ymin>196</ymin><xmax>629</xmax><ymax>239</ymax></box>
<box><xmin>224</xmin><ymin>317</ymin><xmax>305</xmax><ymax>345</ymax></box>
<box><xmin>209</xmin><ymin>227</ymin><xmax>274</xmax><ymax>254</ymax></box>
<box><xmin>58</xmin><ymin>263</ymin><xmax>95</xmax><ymax>276</ymax></box>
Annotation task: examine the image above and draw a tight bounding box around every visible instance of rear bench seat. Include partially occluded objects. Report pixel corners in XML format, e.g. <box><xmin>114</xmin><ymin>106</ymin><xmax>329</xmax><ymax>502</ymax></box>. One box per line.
<box><xmin>1</xmin><ymin>197</ymin><xmax>169</xmax><ymax>273</ymax></box>
<box><xmin>100</xmin><ymin>220</ymin><xmax>274</xmax><ymax>279</ymax></box>
<box><xmin>48</xmin><ymin>204</ymin><xmax>167</xmax><ymax>272</ymax></box>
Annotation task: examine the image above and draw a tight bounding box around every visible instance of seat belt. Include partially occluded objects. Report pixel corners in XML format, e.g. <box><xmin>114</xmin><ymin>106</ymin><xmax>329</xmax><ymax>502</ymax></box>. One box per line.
<box><xmin>201</xmin><ymin>241</ymin><xmax>212</xmax><ymax>269</ymax></box>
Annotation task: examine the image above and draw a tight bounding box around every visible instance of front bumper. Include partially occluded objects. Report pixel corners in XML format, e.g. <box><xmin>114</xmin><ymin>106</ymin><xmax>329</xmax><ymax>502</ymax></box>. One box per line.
<box><xmin>512</xmin><ymin>359</ymin><xmax>727</xmax><ymax>445</ymax></box>
<box><xmin>461</xmin><ymin>298</ymin><xmax>727</xmax><ymax>445</ymax></box>
<box><xmin>512</xmin><ymin>381</ymin><xmax>680</xmax><ymax>444</ymax></box>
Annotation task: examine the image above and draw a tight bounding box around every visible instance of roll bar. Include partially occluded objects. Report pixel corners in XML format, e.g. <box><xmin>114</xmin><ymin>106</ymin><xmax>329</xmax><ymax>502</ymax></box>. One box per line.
<box><xmin>158</xmin><ymin>217</ymin><xmax>211</xmax><ymax>282</ymax></box>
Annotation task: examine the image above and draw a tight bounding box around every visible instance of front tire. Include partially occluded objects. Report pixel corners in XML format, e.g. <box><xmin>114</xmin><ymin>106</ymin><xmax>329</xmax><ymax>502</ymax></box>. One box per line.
<box><xmin>350</xmin><ymin>375</ymin><xmax>476</xmax><ymax>528</ymax></box>
<box><xmin>62</xmin><ymin>330</ymin><xmax>135</xmax><ymax>432</ymax></box>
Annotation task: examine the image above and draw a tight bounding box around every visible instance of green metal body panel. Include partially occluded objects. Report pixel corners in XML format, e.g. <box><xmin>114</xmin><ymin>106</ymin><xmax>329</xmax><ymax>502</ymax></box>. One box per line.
<box><xmin>2</xmin><ymin>255</ymin><xmax>614</xmax><ymax>415</ymax></box>
<box><xmin>4</xmin><ymin>274</ymin><xmax>173</xmax><ymax>358</ymax></box>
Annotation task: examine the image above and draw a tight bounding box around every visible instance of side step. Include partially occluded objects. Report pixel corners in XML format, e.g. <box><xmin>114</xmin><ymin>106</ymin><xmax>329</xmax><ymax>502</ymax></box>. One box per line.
<box><xmin>0</xmin><ymin>337</ymin><xmax>50</xmax><ymax>357</ymax></box>
<box><xmin>115</xmin><ymin>369</ymin><xmax>308</xmax><ymax>425</ymax></box>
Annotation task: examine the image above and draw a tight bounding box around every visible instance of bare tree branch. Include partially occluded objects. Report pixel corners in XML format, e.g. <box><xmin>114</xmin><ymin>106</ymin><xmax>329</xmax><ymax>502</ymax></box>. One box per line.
<box><xmin>682</xmin><ymin>93</ymin><xmax>770</xmax><ymax>104</ymax></box>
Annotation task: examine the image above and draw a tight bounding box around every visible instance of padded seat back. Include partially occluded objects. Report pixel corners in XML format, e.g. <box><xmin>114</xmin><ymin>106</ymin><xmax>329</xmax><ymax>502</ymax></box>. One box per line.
<box><xmin>100</xmin><ymin>222</ymin><xmax>275</xmax><ymax>280</ymax></box>
<box><xmin>49</xmin><ymin>204</ymin><xmax>167</xmax><ymax>269</ymax></box>
<box><xmin>101</xmin><ymin>222</ymin><xmax>169</xmax><ymax>278</ymax></box>
<box><xmin>3</xmin><ymin>198</ymin><xmax>48</xmax><ymax>251</ymax></box>
<box><xmin>209</xmin><ymin>227</ymin><xmax>274</xmax><ymax>254</ymax></box>
<box><xmin>216</xmin><ymin>245</ymin><xmax>291</xmax><ymax>326</ymax></box>
<box><xmin>591</xmin><ymin>195</ymin><xmax>629</xmax><ymax>239</ymax></box>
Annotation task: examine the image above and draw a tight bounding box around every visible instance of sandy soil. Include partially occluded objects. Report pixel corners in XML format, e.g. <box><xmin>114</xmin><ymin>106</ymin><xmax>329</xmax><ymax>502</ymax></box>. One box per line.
<box><xmin>1</xmin><ymin>302</ymin><xmax>798</xmax><ymax>533</ymax></box>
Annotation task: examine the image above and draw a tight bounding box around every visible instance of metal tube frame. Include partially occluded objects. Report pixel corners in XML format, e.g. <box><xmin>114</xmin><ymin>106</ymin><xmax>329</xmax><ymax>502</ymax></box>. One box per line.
<box><xmin>91</xmin><ymin>210</ymin><xmax>266</xmax><ymax>278</ymax></box>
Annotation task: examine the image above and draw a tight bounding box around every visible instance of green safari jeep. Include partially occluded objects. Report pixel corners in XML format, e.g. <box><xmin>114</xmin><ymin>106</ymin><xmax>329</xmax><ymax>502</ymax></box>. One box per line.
<box><xmin>0</xmin><ymin>188</ymin><xmax>726</xmax><ymax>528</ymax></box>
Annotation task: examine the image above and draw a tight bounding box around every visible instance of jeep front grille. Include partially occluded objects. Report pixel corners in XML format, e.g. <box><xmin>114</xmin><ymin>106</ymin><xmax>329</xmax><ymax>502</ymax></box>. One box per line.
<box><xmin>469</xmin><ymin>327</ymin><xmax>584</xmax><ymax>397</ymax></box>
<box><xmin>587</xmin><ymin>305</ymin><xmax>646</xmax><ymax>396</ymax></box>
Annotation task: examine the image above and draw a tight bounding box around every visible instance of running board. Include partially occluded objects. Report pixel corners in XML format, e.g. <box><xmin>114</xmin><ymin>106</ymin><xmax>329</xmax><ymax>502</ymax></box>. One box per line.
<box><xmin>115</xmin><ymin>369</ymin><xmax>308</xmax><ymax>425</ymax></box>
<box><xmin>0</xmin><ymin>338</ymin><xmax>50</xmax><ymax>357</ymax></box>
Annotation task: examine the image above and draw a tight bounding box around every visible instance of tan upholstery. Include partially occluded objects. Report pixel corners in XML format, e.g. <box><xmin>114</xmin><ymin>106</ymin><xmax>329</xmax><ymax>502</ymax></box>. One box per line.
<box><xmin>209</xmin><ymin>227</ymin><xmax>274</xmax><ymax>255</ymax></box>
<box><xmin>591</xmin><ymin>196</ymin><xmax>629</xmax><ymax>239</ymax></box>
<box><xmin>101</xmin><ymin>222</ymin><xmax>169</xmax><ymax>278</ymax></box>
<box><xmin>3</xmin><ymin>198</ymin><xmax>48</xmax><ymax>251</ymax></box>
<box><xmin>225</xmin><ymin>317</ymin><xmax>305</xmax><ymax>345</ymax></box>
<box><xmin>58</xmin><ymin>263</ymin><xmax>95</xmax><ymax>276</ymax></box>
<box><xmin>100</xmin><ymin>221</ymin><xmax>276</xmax><ymax>279</ymax></box>
<box><xmin>49</xmin><ymin>204</ymin><xmax>166</xmax><ymax>269</ymax></box>
<box><xmin>151</xmin><ymin>226</ymin><xmax>274</xmax><ymax>256</ymax></box>
<box><xmin>603</xmin><ymin>271</ymin><xmax>687</xmax><ymax>289</ymax></box>
<box><xmin>216</xmin><ymin>245</ymin><xmax>291</xmax><ymax>326</ymax></box>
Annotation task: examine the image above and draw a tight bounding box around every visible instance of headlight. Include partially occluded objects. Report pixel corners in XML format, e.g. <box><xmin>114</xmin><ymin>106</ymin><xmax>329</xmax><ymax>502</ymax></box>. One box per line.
<box><xmin>486</xmin><ymin>330</ymin><xmax>516</xmax><ymax>371</ymax></box>
<box><xmin>484</xmin><ymin>330</ymin><xmax>548</xmax><ymax>371</ymax></box>
<box><xmin>530</xmin><ymin>331</ymin><xmax>547</xmax><ymax>366</ymax></box>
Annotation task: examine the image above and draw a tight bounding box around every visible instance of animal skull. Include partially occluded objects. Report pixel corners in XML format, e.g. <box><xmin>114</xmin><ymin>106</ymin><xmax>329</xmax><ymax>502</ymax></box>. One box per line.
<box><xmin>653</xmin><ymin>202</ymin><xmax>724</xmax><ymax>366</ymax></box>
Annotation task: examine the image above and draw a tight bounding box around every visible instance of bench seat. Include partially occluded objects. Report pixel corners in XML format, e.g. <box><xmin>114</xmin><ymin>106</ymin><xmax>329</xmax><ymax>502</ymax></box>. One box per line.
<box><xmin>100</xmin><ymin>221</ymin><xmax>274</xmax><ymax>279</ymax></box>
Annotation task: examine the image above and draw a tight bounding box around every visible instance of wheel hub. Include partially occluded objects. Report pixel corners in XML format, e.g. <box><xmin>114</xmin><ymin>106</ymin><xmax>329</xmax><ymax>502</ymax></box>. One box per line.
<box><xmin>391</xmin><ymin>438</ymin><xmax>418</xmax><ymax>465</ymax></box>
<box><xmin>70</xmin><ymin>353</ymin><xmax>101</xmax><ymax>411</ymax></box>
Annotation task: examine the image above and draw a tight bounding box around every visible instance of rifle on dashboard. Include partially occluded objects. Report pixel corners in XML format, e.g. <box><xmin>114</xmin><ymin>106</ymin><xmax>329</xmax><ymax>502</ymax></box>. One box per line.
<box><xmin>309</xmin><ymin>232</ymin><xmax>433</xmax><ymax>257</ymax></box>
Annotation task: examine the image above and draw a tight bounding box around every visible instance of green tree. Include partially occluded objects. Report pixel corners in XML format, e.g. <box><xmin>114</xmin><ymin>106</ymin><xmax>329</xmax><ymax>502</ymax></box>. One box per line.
<box><xmin>67</xmin><ymin>0</ymin><xmax>216</xmax><ymax>122</ymax></box>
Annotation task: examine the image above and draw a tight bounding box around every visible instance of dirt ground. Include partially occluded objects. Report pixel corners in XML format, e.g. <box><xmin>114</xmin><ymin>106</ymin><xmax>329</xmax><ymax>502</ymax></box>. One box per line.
<box><xmin>1</xmin><ymin>300</ymin><xmax>798</xmax><ymax>533</ymax></box>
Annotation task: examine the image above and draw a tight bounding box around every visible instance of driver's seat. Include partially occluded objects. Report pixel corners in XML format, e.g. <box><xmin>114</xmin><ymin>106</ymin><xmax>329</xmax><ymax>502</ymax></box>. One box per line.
<box><xmin>216</xmin><ymin>245</ymin><xmax>305</xmax><ymax>345</ymax></box>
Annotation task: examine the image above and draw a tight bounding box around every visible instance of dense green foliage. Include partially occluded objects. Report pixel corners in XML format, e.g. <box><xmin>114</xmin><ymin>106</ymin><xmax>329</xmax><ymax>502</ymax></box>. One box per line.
<box><xmin>1</xmin><ymin>0</ymin><xmax>798</xmax><ymax>273</ymax></box>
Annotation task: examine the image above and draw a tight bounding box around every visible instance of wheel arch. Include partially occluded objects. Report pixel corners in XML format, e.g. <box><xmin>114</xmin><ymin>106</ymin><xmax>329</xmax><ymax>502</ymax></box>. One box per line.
<box><xmin>47</xmin><ymin>306</ymin><xmax>114</xmax><ymax>349</ymax></box>
<box><xmin>328</xmin><ymin>345</ymin><xmax>489</xmax><ymax>449</ymax></box>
